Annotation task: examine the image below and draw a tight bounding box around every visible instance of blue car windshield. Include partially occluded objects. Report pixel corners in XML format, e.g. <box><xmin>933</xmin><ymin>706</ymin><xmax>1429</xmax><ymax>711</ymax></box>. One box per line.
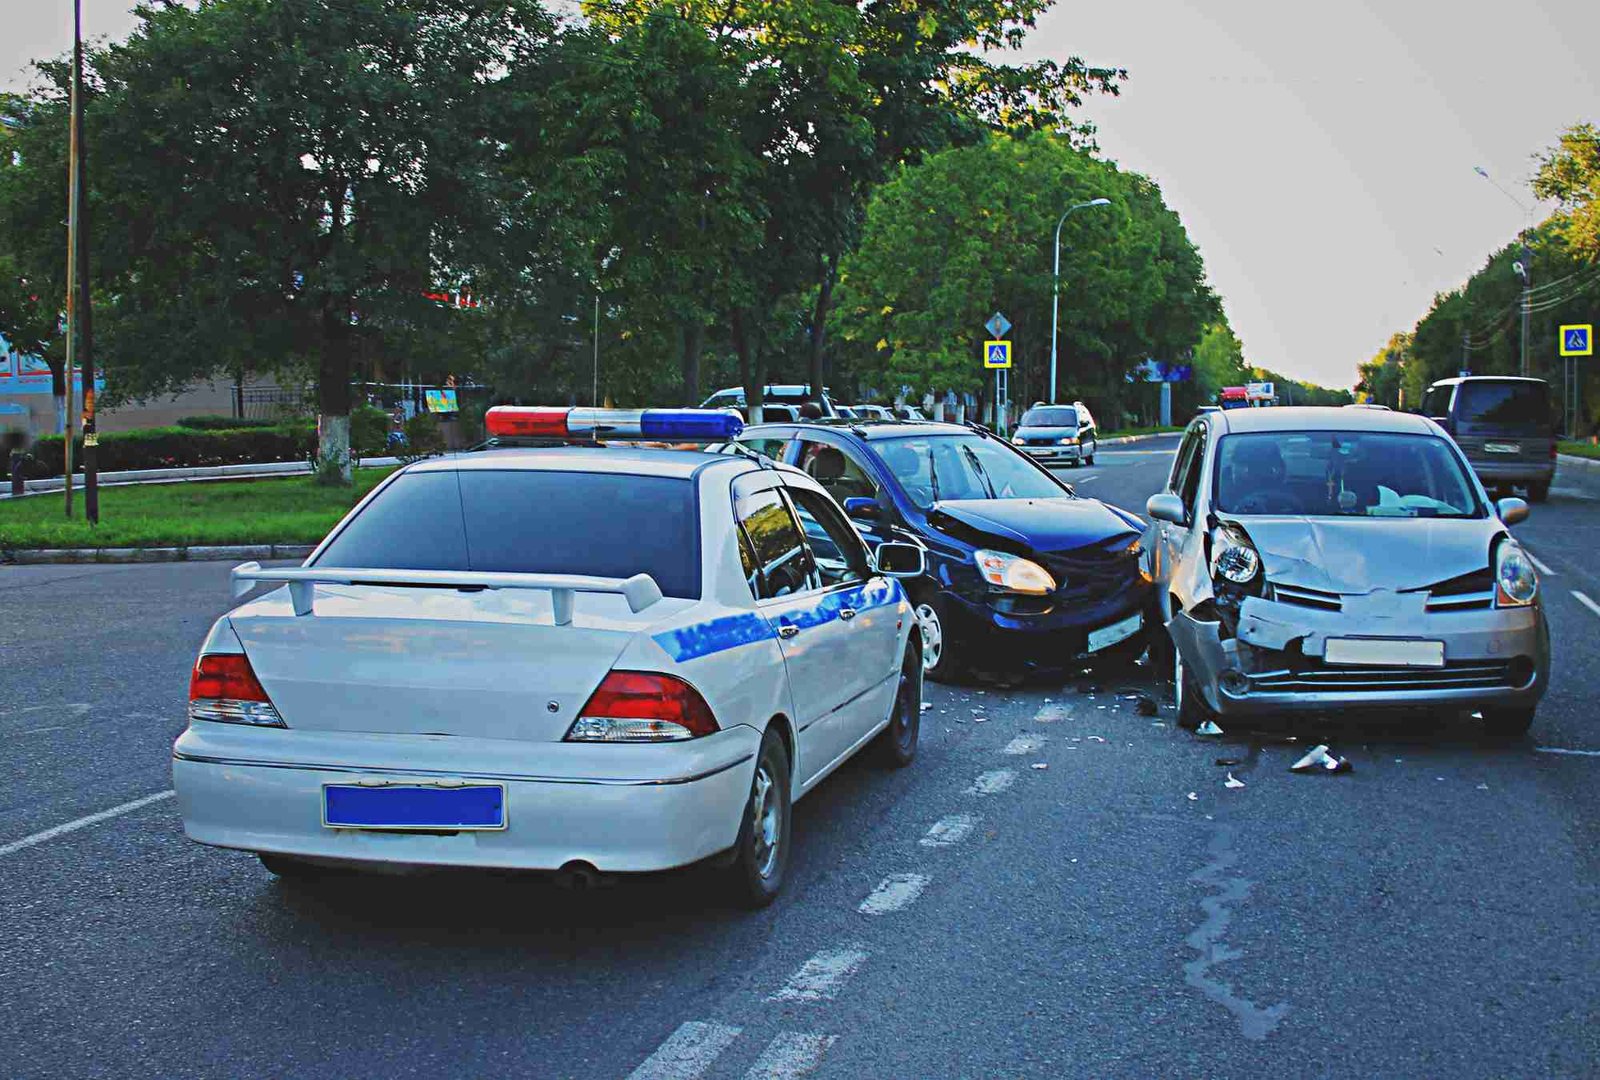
<box><xmin>1214</xmin><ymin>431</ymin><xmax>1483</xmax><ymax>518</ymax></box>
<box><xmin>874</xmin><ymin>434</ymin><xmax>1067</xmax><ymax>509</ymax></box>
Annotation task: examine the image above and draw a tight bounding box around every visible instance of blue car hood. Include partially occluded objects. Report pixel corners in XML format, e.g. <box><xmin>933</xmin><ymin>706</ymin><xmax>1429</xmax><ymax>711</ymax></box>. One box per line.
<box><xmin>929</xmin><ymin>497</ymin><xmax>1140</xmax><ymax>553</ymax></box>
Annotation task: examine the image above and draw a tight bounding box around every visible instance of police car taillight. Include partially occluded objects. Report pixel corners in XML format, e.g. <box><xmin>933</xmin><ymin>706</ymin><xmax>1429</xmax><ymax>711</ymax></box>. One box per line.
<box><xmin>567</xmin><ymin>671</ymin><xmax>719</xmax><ymax>742</ymax></box>
<box><xmin>188</xmin><ymin>653</ymin><xmax>285</xmax><ymax>727</ymax></box>
<box><xmin>485</xmin><ymin>406</ymin><xmax>742</xmax><ymax>441</ymax></box>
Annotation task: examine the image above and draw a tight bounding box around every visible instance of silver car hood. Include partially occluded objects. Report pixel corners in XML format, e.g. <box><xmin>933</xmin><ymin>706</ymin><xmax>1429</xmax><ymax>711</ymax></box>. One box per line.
<box><xmin>1225</xmin><ymin>515</ymin><xmax>1499</xmax><ymax>593</ymax></box>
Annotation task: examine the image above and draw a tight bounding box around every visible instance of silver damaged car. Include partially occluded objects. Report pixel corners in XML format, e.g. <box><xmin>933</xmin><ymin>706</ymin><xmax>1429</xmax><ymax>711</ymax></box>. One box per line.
<box><xmin>1143</xmin><ymin>407</ymin><xmax>1549</xmax><ymax>736</ymax></box>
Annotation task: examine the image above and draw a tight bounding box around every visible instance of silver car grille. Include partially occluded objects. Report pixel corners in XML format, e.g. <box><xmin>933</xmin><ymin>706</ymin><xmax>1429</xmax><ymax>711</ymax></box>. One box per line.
<box><xmin>1271</xmin><ymin>583</ymin><xmax>1342</xmax><ymax>611</ymax></box>
<box><xmin>1268</xmin><ymin>569</ymin><xmax>1496</xmax><ymax>614</ymax></box>
<box><xmin>1247</xmin><ymin>661</ymin><xmax>1513</xmax><ymax>694</ymax></box>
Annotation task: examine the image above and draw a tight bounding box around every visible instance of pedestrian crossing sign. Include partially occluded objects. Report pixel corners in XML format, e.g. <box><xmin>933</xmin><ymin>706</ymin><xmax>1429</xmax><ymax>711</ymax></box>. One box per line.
<box><xmin>984</xmin><ymin>340</ymin><xmax>1012</xmax><ymax>369</ymax></box>
<box><xmin>1559</xmin><ymin>324</ymin><xmax>1592</xmax><ymax>357</ymax></box>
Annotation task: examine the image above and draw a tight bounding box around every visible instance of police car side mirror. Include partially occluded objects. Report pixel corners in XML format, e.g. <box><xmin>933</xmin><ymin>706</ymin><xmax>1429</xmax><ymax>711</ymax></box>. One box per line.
<box><xmin>1496</xmin><ymin>496</ymin><xmax>1529</xmax><ymax>526</ymax></box>
<box><xmin>842</xmin><ymin>497</ymin><xmax>879</xmax><ymax>522</ymax></box>
<box><xmin>1146</xmin><ymin>493</ymin><xmax>1186</xmax><ymax>525</ymax></box>
<box><xmin>874</xmin><ymin>542</ymin><xmax>925</xmax><ymax>578</ymax></box>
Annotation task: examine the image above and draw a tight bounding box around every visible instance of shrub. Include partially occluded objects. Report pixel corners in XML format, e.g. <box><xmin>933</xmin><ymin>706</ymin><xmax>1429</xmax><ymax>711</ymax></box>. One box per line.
<box><xmin>15</xmin><ymin>424</ymin><xmax>316</xmax><ymax>478</ymax></box>
<box><xmin>177</xmin><ymin>415</ymin><xmax>283</xmax><ymax>431</ymax></box>
<box><xmin>350</xmin><ymin>404</ymin><xmax>392</xmax><ymax>459</ymax></box>
<box><xmin>399</xmin><ymin>411</ymin><xmax>445</xmax><ymax>464</ymax></box>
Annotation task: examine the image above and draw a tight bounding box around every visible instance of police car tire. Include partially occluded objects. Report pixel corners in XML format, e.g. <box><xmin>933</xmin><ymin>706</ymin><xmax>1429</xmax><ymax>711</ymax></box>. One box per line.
<box><xmin>873</xmin><ymin>641</ymin><xmax>923</xmax><ymax>768</ymax></box>
<box><xmin>727</xmin><ymin>728</ymin><xmax>792</xmax><ymax>908</ymax></box>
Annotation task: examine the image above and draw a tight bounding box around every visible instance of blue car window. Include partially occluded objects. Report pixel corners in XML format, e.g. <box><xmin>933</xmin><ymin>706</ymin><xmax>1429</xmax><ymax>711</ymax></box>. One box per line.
<box><xmin>874</xmin><ymin>434</ymin><xmax>1066</xmax><ymax>509</ymax></box>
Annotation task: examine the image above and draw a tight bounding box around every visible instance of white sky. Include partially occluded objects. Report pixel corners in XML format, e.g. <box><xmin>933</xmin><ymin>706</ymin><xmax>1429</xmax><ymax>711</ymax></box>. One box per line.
<box><xmin>6</xmin><ymin>1</ymin><xmax>1599</xmax><ymax>388</ymax></box>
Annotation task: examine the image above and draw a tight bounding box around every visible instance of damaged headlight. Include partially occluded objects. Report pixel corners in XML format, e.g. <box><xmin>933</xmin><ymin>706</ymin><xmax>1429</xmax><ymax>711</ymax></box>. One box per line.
<box><xmin>1494</xmin><ymin>540</ymin><xmax>1538</xmax><ymax>607</ymax></box>
<box><xmin>975</xmin><ymin>549</ymin><xmax>1057</xmax><ymax>596</ymax></box>
<box><xmin>1209</xmin><ymin>523</ymin><xmax>1261</xmax><ymax>585</ymax></box>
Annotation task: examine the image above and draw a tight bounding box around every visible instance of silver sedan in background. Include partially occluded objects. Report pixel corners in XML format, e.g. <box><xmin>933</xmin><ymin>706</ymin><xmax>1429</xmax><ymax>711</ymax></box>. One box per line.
<box><xmin>1143</xmin><ymin>406</ymin><xmax>1549</xmax><ymax>736</ymax></box>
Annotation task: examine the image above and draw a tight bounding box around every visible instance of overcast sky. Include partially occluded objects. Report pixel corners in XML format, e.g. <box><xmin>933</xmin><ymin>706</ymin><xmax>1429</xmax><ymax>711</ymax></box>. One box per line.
<box><xmin>5</xmin><ymin>1</ymin><xmax>1598</xmax><ymax>388</ymax></box>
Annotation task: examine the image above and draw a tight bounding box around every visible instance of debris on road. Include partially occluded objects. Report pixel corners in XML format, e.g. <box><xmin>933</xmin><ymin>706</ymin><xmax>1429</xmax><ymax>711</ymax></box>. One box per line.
<box><xmin>1213</xmin><ymin>757</ymin><xmax>1243</xmax><ymax>767</ymax></box>
<box><xmin>1196</xmin><ymin>719</ymin><xmax>1224</xmax><ymax>736</ymax></box>
<box><xmin>1076</xmin><ymin>681</ymin><xmax>1102</xmax><ymax>694</ymax></box>
<box><xmin>920</xmin><ymin>703</ymin><xmax>932</xmax><ymax>713</ymax></box>
<box><xmin>1087</xmin><ymin>735</ymin><xmax>1107</xmax><ymax>743</ymax></box>
<box><xmin>1186</xmin><ymin>792</ymin><xmax>1199</xmax><ymax>801</ymax></box>
<box><xmin>1134</xmin><ymin>694</ymin><xmax>1160</xmax><ymax>716</ymax></box>
<box><xmin>1224</xmin><ymin>773</ymin><xmax>1246</xmax><ymax>789</ymax></box>
<box><xmin>974</xmin><ymin>716</ymin><xmax>988</xmax><ymax>724</ymax></box>
<box><xmin>1031</xmin><ymin>762</ymin><xmax>1049</xmax><ymax>770</ymax></box>
<box><xmin>1290</xmin><ymin>745</ymin><xmax>1352</xmax><ymax>774</ymax></box>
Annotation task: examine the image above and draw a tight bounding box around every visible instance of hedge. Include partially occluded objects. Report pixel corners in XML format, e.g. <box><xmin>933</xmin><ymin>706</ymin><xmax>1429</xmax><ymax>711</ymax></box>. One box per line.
<box><xmin>10</xmin><ymin>423</ymin><xmax>316</xmax><ymax>479</ymax></box>
<box><xmin>176</xmin><ymin>415</ymin><xmax>286</xmax><ymax>431</ymax></box>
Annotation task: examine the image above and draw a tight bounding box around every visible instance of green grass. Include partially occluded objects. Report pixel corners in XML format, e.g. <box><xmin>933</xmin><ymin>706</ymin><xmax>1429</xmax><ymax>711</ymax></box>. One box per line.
<box><xmin>1100</xmin><ymin>425</ymin><xmax>1185</xmax><ymax>439</ymax></box>
<box><xmin>0</xmin><ymin>469</ymin><xmax>395</xmax><ymax>550</ymax></box>
<box><xmin>1558</xmin><ymin>440</ymin><xmax>1600</xmax><ymax>460</ymax></box>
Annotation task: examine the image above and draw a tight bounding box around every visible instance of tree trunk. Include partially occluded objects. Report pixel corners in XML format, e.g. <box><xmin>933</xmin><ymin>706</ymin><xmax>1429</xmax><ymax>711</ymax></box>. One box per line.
<box><xmin>681</xmin><ymin>320</ymin><xmax>705</xmax><ymax>406</ymax></box>
<box><xmin>807</xmin><ymin>254</ymin><xmax>835</xmax><ymax>402</ymax></box>
<box><xmin>732</xmin><ymin>309</ymin><xmax>764</xmax><ymax>417</ymax></box>
<box><xmin>316</xmin><ymin>299</ymin><xmax>354</xmax><ymax>484</ymax></box>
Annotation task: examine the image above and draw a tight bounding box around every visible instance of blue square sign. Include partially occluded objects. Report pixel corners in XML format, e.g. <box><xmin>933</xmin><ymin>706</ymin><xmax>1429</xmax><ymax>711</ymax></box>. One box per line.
<box><xmin>1560</xmin><ymin>324</ymin><xmax>1592</xmax><ymax>357</ymax></box>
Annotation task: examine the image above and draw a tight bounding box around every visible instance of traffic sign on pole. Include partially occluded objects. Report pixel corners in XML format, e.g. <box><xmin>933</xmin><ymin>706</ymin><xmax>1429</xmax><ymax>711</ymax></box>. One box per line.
<box><xmin>983</xmin><ymin>340</ymin><xmax>1012</xmax><ymax>369</ymax></box>
<box><xmin>984</xmin><ymin>312</ymin><xmax>1011</xmax><ymax>338</ymax></box>
<box><xmin>1559</xmin><ymin>324</ymin><xmax>1592</xmax><ymax>357</ymax></box>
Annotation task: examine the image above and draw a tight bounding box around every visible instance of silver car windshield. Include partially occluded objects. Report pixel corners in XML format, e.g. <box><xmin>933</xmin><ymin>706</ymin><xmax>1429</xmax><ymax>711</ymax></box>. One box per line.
<box><xmin>1019</xmin><ymin>406</ymin><xmax>1077</xmax><ymax>428</ymax></box>
<box><xmin>875</xmin><ymin>434</ymin><xmax>1066</xmax><ymax>509</ymax></box>
<box><xmin>1214</xmin><ymin>431</ymin><xmax>1483</xmax><ymax>519</ymax></box>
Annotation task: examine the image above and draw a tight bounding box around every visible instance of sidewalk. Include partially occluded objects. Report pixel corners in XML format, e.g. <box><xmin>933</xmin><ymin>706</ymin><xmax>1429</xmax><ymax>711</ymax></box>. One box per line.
<box><xmin>2</xmin><ymin>455</ymin><xmax>408</xmax><ymax>499</ymax></box>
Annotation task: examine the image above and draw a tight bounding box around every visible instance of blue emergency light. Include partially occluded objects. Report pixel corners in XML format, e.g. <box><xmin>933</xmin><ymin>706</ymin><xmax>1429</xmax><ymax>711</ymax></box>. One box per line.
<box><xmin>485</xmin><ymin>406</ymin><xmax>743</xmax><ymax>441</ymax></box>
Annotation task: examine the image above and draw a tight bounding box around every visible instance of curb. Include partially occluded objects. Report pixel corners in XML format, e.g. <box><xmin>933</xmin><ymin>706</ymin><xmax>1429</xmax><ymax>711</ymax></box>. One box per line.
<box><xmin>1557</xmin><ymin>452</ymin><xmax>1600</xmax><ymax>471</ymax></box>
<box><xmin>2</xmin><ymin>544</ymin><xmax>315</xmax><ymax>566</ymax></box>
<box><xmin>3</xmin><ymin>456</ymin><xmax>410</xmax><ymax>498</ymax></box>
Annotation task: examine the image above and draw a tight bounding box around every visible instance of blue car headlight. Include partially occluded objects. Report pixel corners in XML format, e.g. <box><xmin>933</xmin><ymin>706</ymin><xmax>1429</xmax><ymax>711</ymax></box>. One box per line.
<box><xmin>975</xmin><ymin>549</ymin><xmax>1057</xmax><ymax>596</ymax></box>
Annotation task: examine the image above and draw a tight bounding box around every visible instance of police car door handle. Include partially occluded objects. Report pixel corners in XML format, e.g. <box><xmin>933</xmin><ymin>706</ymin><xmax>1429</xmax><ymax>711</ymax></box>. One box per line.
<box><xmin>839</xmin><ymin>607</ymin><xmax>858</xmax><ymax>621</ymax></box>
<box><xmin>778</xmin><ymin>624</ymin><xmax>800</xmax><ymax>639</ymax></box>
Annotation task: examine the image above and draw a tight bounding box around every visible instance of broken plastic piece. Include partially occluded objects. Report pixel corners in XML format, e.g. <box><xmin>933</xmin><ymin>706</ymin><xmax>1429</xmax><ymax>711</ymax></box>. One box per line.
<box><xmin>1213</xmin><ymin>757</ymin><xmax>1243</xmax><ymax>767</ymax></box>
<box><xmin>1031</xmin><ymin>762</ymin><xmax>1049</xmax><ymax>770</ymax></box>
<box><xmin>920</xmin><ymin>703</ymin><xmax>932</xmax><ymax>713</ymax></box>
<box><xmin>1224</xmin><ymin>773</ymin><xmax>1246</xmax><ymax>789</ymax></box>
<box><xmin>1087</xmin><ymin>735</ymin><xmax>1107</xmax><ymax>743</ymax></box>
<box><xmin>1186</xmin><ymin>791</ymin><xmax>1199</xmax><ymax>801</ymax></box>
<box><xmin>1196</xmin><ymin>719</ymin><xmax>1224</xmax><ymax>736</ymax></box>
<box><xmin>973</xmin><ymin>716</ymin><xmax>988</xmax><ymax>723</ymax></box>
<box><xmin>1290</xmin><ymin>744</ymin><xmax>1352</xmax><ymax>774</ymax></box>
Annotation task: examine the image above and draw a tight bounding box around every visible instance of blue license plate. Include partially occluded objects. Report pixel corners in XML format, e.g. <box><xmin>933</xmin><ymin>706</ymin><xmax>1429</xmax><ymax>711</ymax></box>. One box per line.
<box><xmin>323</xmin><ymin>784</ymin><xmax>506</xmax><ymax>830</ymax></box>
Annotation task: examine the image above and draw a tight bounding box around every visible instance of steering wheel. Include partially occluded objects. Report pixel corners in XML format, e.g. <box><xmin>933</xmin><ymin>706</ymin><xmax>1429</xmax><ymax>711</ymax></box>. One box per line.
<box><xmin>1232</xmin><ymin>491</ymin><xmax>1291</xmax><ymax>515</ymax></box>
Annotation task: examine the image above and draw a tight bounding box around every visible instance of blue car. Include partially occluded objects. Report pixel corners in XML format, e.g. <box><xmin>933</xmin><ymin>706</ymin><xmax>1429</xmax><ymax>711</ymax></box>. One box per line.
<box><xmin>733</xmin><ymin>420</ymin><xmax>1150</xmax><ymax>680</ymax></box>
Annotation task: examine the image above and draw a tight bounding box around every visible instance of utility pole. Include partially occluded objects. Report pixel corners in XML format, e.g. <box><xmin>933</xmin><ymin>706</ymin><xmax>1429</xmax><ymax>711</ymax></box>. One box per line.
<box><xmin>1516</xmin><ymin>242</ymin><xmax>1531</xmax><ymax>377</ymax></box>
<box><xmin>72</xmin><ymin>0</ymin><xmax>97</xmax><ymax>523</ymax></box>
<box><xmin>1049</xmin><ymin>198</ymin><xmax>1111</xmax><ymax>403</ymax></box>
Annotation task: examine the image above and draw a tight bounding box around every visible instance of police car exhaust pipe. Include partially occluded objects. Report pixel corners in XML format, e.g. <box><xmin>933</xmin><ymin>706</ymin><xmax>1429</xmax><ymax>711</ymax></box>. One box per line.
<box><xmin>553</xmin><ymin>861</ymin><xmax>604</xmax><ymax>891</ymax></box>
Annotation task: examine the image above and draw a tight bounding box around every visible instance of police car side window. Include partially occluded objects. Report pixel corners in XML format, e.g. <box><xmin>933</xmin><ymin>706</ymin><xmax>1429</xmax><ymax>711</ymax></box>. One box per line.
<box><xmin>785</xmin><ymin>486</ymin><xmax>870</xmax><ymax>588</ymax></box>
<box><xmin>797</xmin><ymin>438</ymin><xmax>880</xmax><ymax>506</ymax></box>
<box><xmin>735</xmin><ymin>488</ymin><xmax>812</xmax><ymax>600</ymax></box>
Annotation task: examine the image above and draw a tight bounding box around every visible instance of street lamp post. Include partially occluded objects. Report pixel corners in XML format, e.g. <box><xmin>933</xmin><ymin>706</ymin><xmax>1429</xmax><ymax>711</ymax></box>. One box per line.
<box><xmin>1049</xmin><ymin>198</ymin><xmax>1112</xmax><ymax>404</ymax></box>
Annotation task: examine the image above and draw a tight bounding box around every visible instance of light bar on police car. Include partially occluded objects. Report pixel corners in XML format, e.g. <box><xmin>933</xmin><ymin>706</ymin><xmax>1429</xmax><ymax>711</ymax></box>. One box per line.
<box><xmin>485</xmin><ymin>406</ymin><xmax>743</xmax><ymax>441</ymax></box>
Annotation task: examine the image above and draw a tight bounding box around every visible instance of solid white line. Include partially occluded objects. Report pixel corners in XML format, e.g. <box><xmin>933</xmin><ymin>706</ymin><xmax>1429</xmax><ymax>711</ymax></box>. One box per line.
<box><xmin>1535</xmin><ymin>746</ymin><xmax>1600</xmax><ymax>758</ymax></box>
<box><xmin>743</xmin><ymin>1033</ymin><xmax>837</xmax><ymax>1079</ymax></box>
<box><xmin>1571</xmin><ymin>590</ymin><xmax>1600</xmax><ymax>619</ymax></box>
<box><xmin>627</xmin><ymin>1021</ymin><xmax>742</xmax><ymax>1080</ymax></box>
<box><xmin>768</xmin><ymin>945</ymin><xmax>870</xmax><ymax>1003</ymax></box>
<box><xmin>1073</xmin><ymin>473</ymin><xmax>1098</xmax><ymax>482</ymax></box>
<box><xmin>0</xmin><ymin>790</ymin><xmax>175</xmax><ymax>858</ymax></box>
<box><xmin>858</xmin><ymin>872</ymin><xmax>930</xmax><ymax>916</ymax></box>
<box><xmin>966</xmin><ymin>769</ymin><xmax>1016</xmax><ymax>796</ymax></box>
<box><xmin>1002</xmin><ymin>734</ymin><xmax>1046</xmax><ymax>755</ymax></box>
<box><xmin>1524</xmin><ymin>549</ymin><xmax>1555</xmax><ymax>575</ymax></box>
<box><xmin>920</xmin><ymin>813</ymin><xmax>979</xmax><ymax>848</ymax></box>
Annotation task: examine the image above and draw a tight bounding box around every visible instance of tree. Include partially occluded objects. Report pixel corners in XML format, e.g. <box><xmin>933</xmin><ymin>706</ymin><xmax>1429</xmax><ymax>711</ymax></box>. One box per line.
<box><xmin>1191</xmin><ymin>321</ymin><xmax>1248</xmax><ymax>406</ymax></box>
<box><xmin>5</xmin><ymin>0</ymin><xmax>553</xmax><ymax>482</ymax></box>
<box><xmin>831</xmin><ymin>132</ymin><xmax>1216</xmax><ymax>419</ymax></box>
<box><xmin>1356</xmin><ymin>331</ymin><xmax>1409</xmax><ymax>409</ymax></box>
<box><xmin>1534</xmin><ymin>122</ymin><xmax>1600</xmax><ymax>264</ymax></box>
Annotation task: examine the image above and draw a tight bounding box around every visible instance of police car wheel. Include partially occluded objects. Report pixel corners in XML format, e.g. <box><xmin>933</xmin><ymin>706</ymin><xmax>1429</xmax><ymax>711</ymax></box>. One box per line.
<box><xmin>874</xmin><ymin>641</ymin><xmax>923</xmax><ymax>768</ymax></box>
<box><xmin>728</xmin><ymin>727</ymin><xmax>792</xmax><ymax>908</ymax></box>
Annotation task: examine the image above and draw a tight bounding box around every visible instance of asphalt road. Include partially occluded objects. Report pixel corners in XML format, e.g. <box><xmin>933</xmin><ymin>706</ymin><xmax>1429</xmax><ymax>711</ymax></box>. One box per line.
<box><xmin>3</xmin><ymin>433</ymin><xmax>1598</xmax><ymax>1078</ymax></box>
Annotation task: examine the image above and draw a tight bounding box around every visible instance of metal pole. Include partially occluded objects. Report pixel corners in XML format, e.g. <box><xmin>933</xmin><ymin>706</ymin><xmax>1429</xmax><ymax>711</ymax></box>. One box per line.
<box><xmin>63</xmin><ymin>2</ymin><xmax>82</xmax><ymax>520</ymax></box>
<box><xmin>592</xmin><ymin>293</ymin><xmax>599</xmax><ymax>407</ymax></box>
<box><xmin>1049</xmin><ymin>217</ymin><xmax>1063</xmax><ymax>405</ymax></box>
<box><xmin>1519</xmin><ymin>242</ymin><xmax>1531</xmax><ymax>378</ymax></box>
<box><xmin>75</xmin><ymin>0</ymin><xmax>97</xmax><ymax>523</ymax></box>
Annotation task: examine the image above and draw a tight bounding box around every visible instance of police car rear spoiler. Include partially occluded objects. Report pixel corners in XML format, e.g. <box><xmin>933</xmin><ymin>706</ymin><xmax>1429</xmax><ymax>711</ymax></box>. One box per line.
<box><xmin>229</xmin><ymin>561</ymin><xmax>664</xmax><ymax>623</ymax></box>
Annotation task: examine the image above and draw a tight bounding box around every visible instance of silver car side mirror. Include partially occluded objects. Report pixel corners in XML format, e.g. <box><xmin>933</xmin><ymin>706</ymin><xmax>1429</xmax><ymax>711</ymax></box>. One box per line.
<box><xmin>1496</xmin><ymin>496</ymin><xmax>1529</xmax><ymax>526</ymax></box>
<box><xmin>1146</xmin><ymin>493</ymin><xmax>1186</xmax><ymax>525</ymax></box>
<box><xmin>873</xmin><ymin>542</ymin><xmax>926</xmax><ymax>578</ymax></box>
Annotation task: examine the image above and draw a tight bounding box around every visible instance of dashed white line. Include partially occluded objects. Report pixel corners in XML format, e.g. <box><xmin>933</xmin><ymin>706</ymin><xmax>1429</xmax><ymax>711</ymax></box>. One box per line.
<box><xmin>1002</xmin><ymin>734</ymin><xmax>1046</xmax><ymax>755</ymax></box>
<box><xmin>966</xmin><ymin>769</ymin><xmax>1016</xmax><ymax>796</ymax></box>
<box><xmin>768</xmin><ymin>945</ymin><xmax>870</xmax><ymax>1003</ymax></box>
<box><xmin>627</xmin><ymin>1021</ymin><xmax>742</xmax><ymax>1080</ymax></box>
<box><xmin>1524</xmin><ymin>549</ymin><xmax>1555</xmax><ymax>576</ymax></box>
<box><xmin>1571</xmin><ymin>590</ymin><xmax>1600</xmax><ymax>619</ymax></box>
<box><xmin>1073</xmin><ymin>473</ymin><xmax>1098</xmax><ymax>482</ymax></box>
<box><xmin>743</xmin><ymin>1032</ymin><xmax>837</xmax><ymax>1079</ymax></box>
<box><xmin>1535</xmin><ymin>746</ymin><xmax>1600</xmax><ymax>758</ymax></box>
<box><xmin>920</xmin><ymin>813</ymin><xmax>979</xmax><ymax>848</ymax></box>
<box><xmin>0</xmin><ymin>790</ymin><xmax>175</xmax><ymax>858</ymax></box>
<box><xmin>858</xmin><ymin>872</ymin><xmax>930</xmax><ymax>916</ymax></box>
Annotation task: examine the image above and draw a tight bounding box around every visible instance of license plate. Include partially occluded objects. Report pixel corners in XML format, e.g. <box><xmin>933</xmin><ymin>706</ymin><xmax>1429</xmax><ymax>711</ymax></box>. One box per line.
<box><xmin>323</xmin><ymin>784</ymin><xmax>506</xmax><ymax>830</ymax></box>
<box><xmin>1088</xmin><ymin>612</ymin><xmax>1142</xmax><ymax>653</ymax></box>
<box><xmin>1483</xmin><ymin>442</ymin><xmax>1521</xmax><ymax>454</ymax></box>
<box><xmin>1323</xmin><ymin>638</ymin><xmax>1444</xmax><ymax>668</ymax></box>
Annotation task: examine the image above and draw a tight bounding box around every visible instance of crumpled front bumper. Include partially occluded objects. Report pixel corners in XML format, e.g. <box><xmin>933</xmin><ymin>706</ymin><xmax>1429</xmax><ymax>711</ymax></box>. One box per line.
<box><xmin>1168</xmin><ymin>594</ymin><xmax>1549</xmax><ymax>716</ymax></box>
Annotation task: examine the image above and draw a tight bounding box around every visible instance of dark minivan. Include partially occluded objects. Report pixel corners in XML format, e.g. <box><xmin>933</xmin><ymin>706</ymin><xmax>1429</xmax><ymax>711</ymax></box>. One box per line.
<box><xmin>1421</xmin><ymin>376</ymin><xmax>1555</xmax><ymax>502</ymax></box>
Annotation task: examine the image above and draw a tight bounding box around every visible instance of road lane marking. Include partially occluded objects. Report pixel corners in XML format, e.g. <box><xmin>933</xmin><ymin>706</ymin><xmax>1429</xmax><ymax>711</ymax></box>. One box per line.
<box><xmin>768</xmin><ymin>945</ymin><xmax>869</xmax><ymax>1003</ymax></box>
<box><xmin>1524</xmin><ymin>549</ymin><xmax>1555</xmax><ymax>575</ymax></box>
<box><xmin>743</xmin><ymin>1032</ymin><xmax>837</xmax><ymax>1079</ymax></box>
<box><xmin>966</xmin><ymin>769</ymin><xmax>1016</xmax><ymax>796</ymax></box>
<box><xmin>1535</xmin><ymin>746</ymin><xmax>1600</xmax><ymax>758</ymax></box>
<box><xmin>1572</xmin><ymin>590</ymin><xmax>1600</xmax><ymax>619</ymax></box>
<box><xmin>1072</xmin><ymin>473</ymin><xmax>1098</xmax><ymax>482</ymax></box>
<box><xmin>628</xmin><ymin>1021</ymin><xmax>742</xmax><ymax>1080</ymax></box>
<box><xmin>920</xmin><ymin>813</ymin><xmax>978</xmax><ymax>848</ymax></box>
<box><xmin>858</xmin><ymin>872</ymin><xmax>930</xmax><ymax>916</ymax></box>
<box><xmin>1002</xmin><ymin>734</ymin><xmax>1046</xmax><ymax>755</ymax></box>
<box><xmin>0</xmin><ymin>790</ymin><xmax>175</xmax><ymax>858</ymax></box>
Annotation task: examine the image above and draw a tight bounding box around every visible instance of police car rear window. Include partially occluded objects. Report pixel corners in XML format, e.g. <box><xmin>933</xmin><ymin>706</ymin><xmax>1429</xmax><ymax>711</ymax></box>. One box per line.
<box><xmin>315</xmin><ymin>470</ymin><xmax>701</xmax><ymax>598</ymax></box>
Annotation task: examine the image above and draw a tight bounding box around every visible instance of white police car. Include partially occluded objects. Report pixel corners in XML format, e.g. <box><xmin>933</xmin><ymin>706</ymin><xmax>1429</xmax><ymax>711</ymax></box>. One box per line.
<box><xmin>172</xmin><ymin>407</ymin><xmax>926</xmax><ymax>907</ymax></box>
